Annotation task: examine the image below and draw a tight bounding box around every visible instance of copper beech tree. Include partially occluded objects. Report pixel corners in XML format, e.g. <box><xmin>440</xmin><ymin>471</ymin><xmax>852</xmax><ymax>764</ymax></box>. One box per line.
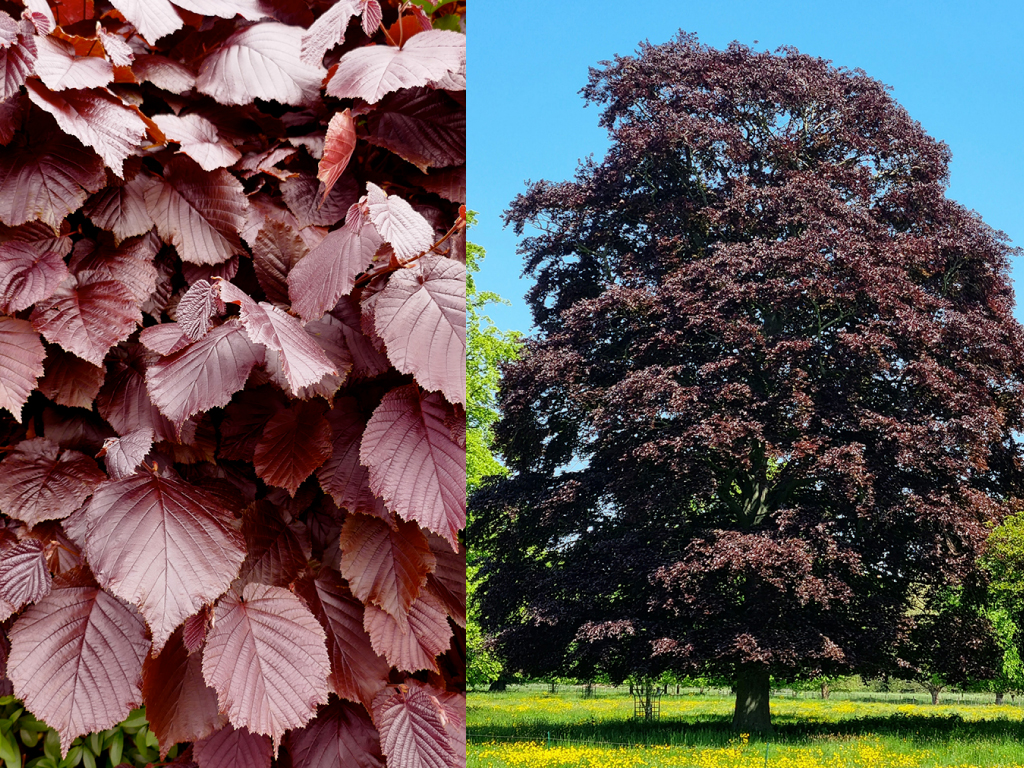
<box><xmin>0</xmin><ymin>1</ymin><xmax>466</xmax><ymax>767</ymax></box>
<box><xmin>472</xmin><ymin>33</ymin><xmax>1024</xmax><ymax>732</ymax></box>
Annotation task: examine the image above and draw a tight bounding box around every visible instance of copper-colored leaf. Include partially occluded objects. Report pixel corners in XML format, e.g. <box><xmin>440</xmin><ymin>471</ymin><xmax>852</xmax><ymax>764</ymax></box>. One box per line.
<box><xmin>0</xmin><ymin>437</ymin><xmax>105</xmax><ymax>526</ymax></box>
<box><xmin>39</xmin><ymin>344</ymin><xmax>105</xmax><ymax>409</ymax></box>
<box><xmin>253</xmin><ymin>399</ymin><xmax>332</xmax><ymax>496</ymax></box>
<box><xmin>288</xmin><ymin>697</ymin><xmax>384</xmax><ymax>768</ymax></box>
<box><xmin>364</xmin><ymin>590</ymin><xmax>451</xmax><ymax>673</ymax></box>
<box><xmin>318</xmin><ymin>110</ymin><xmax>356</xmax><ymax>202</ymax></box>
<box><xmin>372</xmin><ymin>685</ymin><xmax>458</xmax><ymax>768</ymax></box>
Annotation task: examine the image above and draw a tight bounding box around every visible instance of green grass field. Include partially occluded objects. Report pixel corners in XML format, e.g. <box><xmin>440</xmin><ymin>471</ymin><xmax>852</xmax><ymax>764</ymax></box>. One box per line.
<box><xmin>468</xmin><ymin>685</ymin><xmax>1024</xmax><ymax>767</ymax></box>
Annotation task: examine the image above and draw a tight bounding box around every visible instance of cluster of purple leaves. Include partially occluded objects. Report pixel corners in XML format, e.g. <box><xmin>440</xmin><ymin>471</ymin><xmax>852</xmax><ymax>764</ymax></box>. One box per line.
<box><xmin>0</xmin><ymin>1</ymin><xmax>467</xmax><ymax>767</ymax></box>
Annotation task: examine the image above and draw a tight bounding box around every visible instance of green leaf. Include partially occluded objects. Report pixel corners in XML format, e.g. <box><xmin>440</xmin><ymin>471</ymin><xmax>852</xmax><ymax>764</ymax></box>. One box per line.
<box><xmin>42</xmin><ymin>732</ymin><xmax>60</xmax><ymax>763</ymax></box>
<box><xmin>58</xmin><ymin>745</ymin><xmax>80</xmax><ymax>768</ymax></box>
<box><xmin>432</xmin><ymin>14</ymin><xmax>461</xmax><ymax>31</ymax></box>
<box><xmin>79</xmin><ymin>752</ymin><xmax>93</xmax><ymax>768</ymax></box>
<box><xmin>119</xmin><ymin>711</ymin><xmax>147</xmax><ymax>732</ymax></box>
<box><xmin>0</xmin><ymin>728</ymin><xmax>21</xmax><ymax>768</ymax></box>
<box><xmin>18</xmin><ymin>730</ymin><xmax>40</xmax><ymax>749</ymax></box>
<box><xmin>85</xmin><ymin>734</ymin><xmax>100</xmax><ymax>757</ymax></box>
<box><xmin>108</xmin><ymin>732</ymin><xmax>122</xmax><ymax>767</ymax></box>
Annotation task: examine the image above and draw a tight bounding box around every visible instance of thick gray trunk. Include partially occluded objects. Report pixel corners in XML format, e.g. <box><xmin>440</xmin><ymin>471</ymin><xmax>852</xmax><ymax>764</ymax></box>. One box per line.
<box><xmin>732</xmin><ymin>668</ymin><xmax>774</xmax><ymax>734</ymax></box>
<box><xmin>820</xmin><ymin>682</ymin><xmax>830</xmax><ymax>699</ymax></box>
<box><xmin>928</xmin><ymin>686</ymin><xmax>941</xmax><ymax>705</ymax></box>
<box><xmin>996</xmin><ymin>691</ymin><xmax>1004</xmax><ymax>705</ymax></box>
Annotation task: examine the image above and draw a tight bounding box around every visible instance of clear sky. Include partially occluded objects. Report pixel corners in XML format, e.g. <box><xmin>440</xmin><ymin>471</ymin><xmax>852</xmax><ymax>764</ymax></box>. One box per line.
<box><xmin>468</xmin><ymin>1</ymin><xmax>1024</xmax><ymax>335</ymax></box>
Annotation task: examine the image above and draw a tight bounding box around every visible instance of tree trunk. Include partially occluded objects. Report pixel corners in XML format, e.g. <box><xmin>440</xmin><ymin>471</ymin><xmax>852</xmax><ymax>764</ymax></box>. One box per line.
<box><xmin>821</xmin><ymin>682</ymin><xmax>830</xmax><ymax>699</ymax></box>
<box><xmin>928</xmin><ymin>686</ymin><xmax>941</xmax><ymax>705</ymax></box>
<box><xmin>996</xmin><ymin>691</ymin><xmax>1004</xmax><ymax>705</ymax></box>
<box><xmin>732</xmin><ymin>667</ymin><xmax>773</xmax><ymax>734</ymax></box>
<box><xmin>488</xmin><ymin>679</ymin><xmax>507</xmax><ymax>692</ymax></box>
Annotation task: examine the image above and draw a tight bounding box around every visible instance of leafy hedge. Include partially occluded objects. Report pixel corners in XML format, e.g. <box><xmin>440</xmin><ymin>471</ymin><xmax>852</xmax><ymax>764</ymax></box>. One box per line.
<box><xmin>0</xmin><ymin>0</ymin><xmax>466</xmax><ymax>766</ymax></box>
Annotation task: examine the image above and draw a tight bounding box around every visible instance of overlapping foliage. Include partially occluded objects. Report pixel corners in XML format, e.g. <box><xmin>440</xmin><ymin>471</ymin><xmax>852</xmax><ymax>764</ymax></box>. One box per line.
<box><xmin>472</xmin><ymin>32</ymin><xmax>1024</xmax><ymax>733</ymax></box>
<box><xmin>0</xmin><ymin>0</ymin><xmax>466</xmax><ymax>766</ymax></box>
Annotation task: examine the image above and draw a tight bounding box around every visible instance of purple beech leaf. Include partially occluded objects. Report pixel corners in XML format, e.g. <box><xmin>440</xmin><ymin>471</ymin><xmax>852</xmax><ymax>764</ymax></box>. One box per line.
<box><xmin>299</xmin><ymin>0</ymin><xmax>358</xmax><ymax>65</ymax></box>
<box><xmin>25</xmin><ymin>82</ymin><xmax>150</xmax><ymax>178</ymax></box>
<box><xmin>294</xmin><ymin>569</ymin><xmax>390</xmax><ymax>711</ymax></box>
<box><xmin>97</xmin><ymin>427</ymin><xmax>154</xmax><ymax>480</ymax></box>
<box><xmin>193</xmin><ymin>724</ymin><xmax>272</xmax><ymax>768</ymax></box>
<box><xmin>339</xmin><ymin>514</ymin><xmax>434</xmax><ymax>622</ymax></box>
<box><xmin>97</xmin><ymin>26</ymin><xmax>134</xmax><ymax>66</ymax></box>
<box><xmin>39</xmin><ymin>344</ymin><xmax>105</xmax><ymax>409</ymax></box>
<box><xmin>21</xmin><ymin>5</ymin><xmax>52</xmax><ymax>34</ymax></box>
<box><xmin>330</xmin><ymin>295</ymin><xmax>391</xmax><ymax>379</ymax></box>
<box><xmin>176</xmin><ymin>279</ymin><xmax>218</xmax><ymax>340</ymax></box>
<box><xmin>288</xmin><ymin>697</ymin><xmax>384</xmax><ymax>768</ymax></box>
<box><xmin>363</xmin><ymin>88</ymin><xmax>464</xmax><ymax>172</ymax></box>
<box><xmin>132</xmin><ymin>53</ymin><xmax>195</xmax><ymax>92</ymax></box>
<box><xmin>83</xmin><ymin>172</ymin><xmax>156</xmax><ymax>243</ymax></box>
<box><xmin>84</xmin><ymin>472</ymin><xmax>247</xmax><ymax>655</ymax></box>
<box><xmin>325</xmin><ymin>30</ymin><xmax>466</xmax><ymax>104</ymax></box>
<box><xmin>297</xmin><ymin>314</ymin><xmax>354</xmax><ymax>402</ymax></box>
<box><xmin>139</xmin><ymin>322</ymin><xmax>193</xmax><ymax>355</ymax></box>
<box><xmin>365</xmin><ymin>182</ymin><xmax>434</xmax><ymax>260</ymax></box>
<box><xmin>182</xmin><ymin>257</ymin><xmax>239</xmax><ymax>286</ymax></box>
<box><xmin>372</xmin><ymin>686</ymin><xmax>458</xmax><ymax>768</ymax></box>
<box><xmin>202</xmin><ymin>583</ymin><xmax>331</xmax><ymax>749</ymax></box>
<box><xmin>7</xmin><ymin>586</ymin><xmax>150</xmax><ymax>756</ymax></box>
<box><xmin>33</xmin><ymin>36</ymin><xmax>113</xmax><ymax>90</ymax></box>
<box><xmin>0</xmin><ymin>538</ymin><xmax>52</xmax><ymax>613</ymax></box>
<box><xmin>317</xmin><ymin>398</ymin><xmax>392</xmax><ymax>524</ymax></box>
<box><xmin>252</xmin><ymin>218</ymin><xmax>307</xmax><ymax>305</ymax></box>
<box><xmin>425</xmin><ymin>534</ymin><xmax>465</xmax><ymax>625</ymax></box>
<box><xmin>68</xmin><ymin>235</ymin><xmax>159</xmax><ymax>306</ymax></box>
<box><xmin>143</xmin><ymin>625</ymin><xmax>226</xmax><ymax>758</ymax></box>
<box><xmin>183</xmin><ymin>605</ymin><xmax>211</xmax><ymax>654</ymax></box>
<box><xmin>0</xmin><ymin>242</ymin><xmax>69</xmax><ymax>313</ymax></box>
<box><xmin>153</xmin><ymin>113</ymin><xmax>243</xmax><ymax>171</ymax></box>
<box><xmin>361</xmin><ymin>0</ymin><xmax>382</xmax><ymax>36</ymax></box>
<box><xmin>30</xmin><ymin>273</ymin><xmax>142</xmax><ymax>366</ymax></box>
<box><xmin>218</xmin><ymin>281</ymin><xmax>337</xmax><ymax>394</ymax></box>
<box><xmin>253</xmin><ymin>399</ymin><xmax>333</xmax><ymax>496</ymax></box>
<box><xmin>318</xmin><ymin>110</ymin><xmax>356</xmax><ymax>202</ymax></box>
<box><xmin>0</xmin><ymin>437</ymin><xmax>106</xmax><ymax>526</ymax></box>
<box><xmin>288</xmin><ymin>209</ymin><xmax>383</xmax><ymax>323</ymax></box>
<box><xmin>197</xmin><ymin>22</ymin><xmax>326</xmax><ymax>107</ymax></box>
<box><xmin>280</xmin><ymin>171</ymin><xmax>357</xmax><ymax>229</ymax></box>
<box><xmin>237</xmin><ymin>501</ymin><xmax>311</xmax><ymax>587</ymax></box>
<box><xmin>360</xmin><ymin>385</ymin><xmax>465</xmax><ymax>548</ymax></box>
<box><xmin>374</xmin><ymin>254</ymin><xmax>466</xmax><ymax>404</ymax></box>
<box><xmin>0</xmin><ymin>219</ymin><xmax>73</xmax><ymax>256</ymax></box>
<box><xmin>97</xmin><ymin>343</ymin><xmax>178</xmax><ymax>444</ymax></box>
<box><xmin>363</xmin><ymin>590</ymin><xmax>451</xmax><ymax>673</ymax></box>
<box><xmin>0</xmin><ymin>127</ymin><xmax>105</xmax><ymax>230</ymax></box>
<box><xmin>0</xmin><ymin>22</ymin><xmax>36</xmax><ymax>101</ymax></box>
<box><xmin>144</xmin><ymin>156</ymin><xmax>248</xmax><ymax>265</ymax></box>
<box><xmin>107</xmin><ymin>0</ymin><xmax>183</xmax><ymax>43</ymax></box>
<box><xmin>419</xmin><ymin>166</ymin><xmax>465</xmax><ymax>204</ymax></box>
<box><xmin>171</xmin><ymin>0</ymin><xmax>269</xmax><ymax>21</ymax></box>
<box><xmin>146</xmin><ymin>321</ymin><xmax>265</xmax><ymax>431</ymax></box>
<box><xmin>0</xmin><ymin>13</ymin><xmax>19</xmax><ymax>49</ymax></box>
<box><xmin>0</xmin><ymin>93</ymin><xmax>26</xmax><ymax>145</ymax></box>
<box><xmin>218</xmin><ymin>387</ymin><xmax>285</xmax><ymax>463</ymax></box>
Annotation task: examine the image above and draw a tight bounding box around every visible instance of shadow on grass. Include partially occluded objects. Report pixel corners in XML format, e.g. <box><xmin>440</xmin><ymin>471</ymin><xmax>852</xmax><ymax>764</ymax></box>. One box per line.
<box><xmin>469</xmin><ymin>712</ymin><xmax>1024</xmax><ymax>747</ymax></box>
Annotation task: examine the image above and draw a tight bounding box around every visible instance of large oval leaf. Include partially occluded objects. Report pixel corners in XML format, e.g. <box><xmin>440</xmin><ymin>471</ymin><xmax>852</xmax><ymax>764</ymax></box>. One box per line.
<box><xmin>84</xmin><ymin>472</ymin><xmax>247</xmax><ymax>655</ymax></box>
<box><xmin>0</xmin><ymin>437</ymin><xmax>105</xmax><ymax>527</ymax></box>
<box><xmin>202</xmin><ymin>584</ymin><xmax>330</xmax><ymax>748</ymax></box>
<box><xmin>317</xmin><ymin>398</ymin><xmax>391</xmax><ymax>523</ymax></box>
<box><xmin>294</xmin><ymin>567</ymin><xmax>390</xmax><ymax>710</ymax></box>
<box><xmin>197</xmin><ymin>22</ymin><xmax>326</xmax><ymax>107</ymax></box>
<box><xmin>7</xmin><ymin>586</ymin><xmax>149</xmax><ymax>755</ymax></box>
<box><xmin>193</xmin><ymin>724</ymin><xmax>272</xmax><ymax>768</ymax></box>
<box><xmin>0</xmin><ymin>316</ymin><xmax>45</xmax><ymax>421</ymax></box>
<box><xmin>363</xmin><ymin>591</ymin><xmax>451</xmax><ymax>673</ymax></box>
<box><xmin>288</xmin><ymin>697</ymin><xmax>384</xmax><ymax>768</ymax></box>
<box><xmin>143</xmin><ymin>625</ymin><xmax>226</xmax><ymax>757</ymax></box>
<box><xmin>339</xmin><ymin>513</ymin><xmax>434</xmax><ymax>622</ymax></box>
<box><xmin>325</xmin><ymin>30</ymin><xmax>465</xmax><ymax>104</ymax></box>
<box><xmin>374</xmin><ymin>254</ymin><xmax>465</xmax><ymax>405</ymax></box>
<box><xmin>144</xmin><ymin>156</ymin><xmax>248</xmax><ymax>265</ymax></box>
<box><xmin>372</xmin><ymin>685</ymin><xmax>457</xmax><ymax>768</ymax></box>
<box><xmin>30</xmin><ymin>273</ymin><xmax>141</xmax><ymax>366</ymax></box>
<box><xmin>146</xmin><ymin>321</ymin><xmax>265</xmax><ymax>431</ymax></box>
<box><xmin>0</xmin><ymin>242</ymin><xmax>68</xmax><ymax>313</ymax></box>
<box><xmin>0</xmin><ymin>538</ymin><xmax>52</xmax><ymax>614</ymax></box>
<box><xmin>360</xmin><ymin>385</ymin><xmax>465</xmax><ymax>548</ymax></box>
<box><xmin>253</xmin><ymin>399</ymin><xmax>332</xmax><ymax>496</ymax></box>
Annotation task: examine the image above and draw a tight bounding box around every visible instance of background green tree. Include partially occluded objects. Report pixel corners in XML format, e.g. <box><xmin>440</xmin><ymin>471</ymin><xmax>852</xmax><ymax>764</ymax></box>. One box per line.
<box><xmin>467</xmin><ymin>215</ymin><xmax>521</xmax><ymax>688</ymax></box>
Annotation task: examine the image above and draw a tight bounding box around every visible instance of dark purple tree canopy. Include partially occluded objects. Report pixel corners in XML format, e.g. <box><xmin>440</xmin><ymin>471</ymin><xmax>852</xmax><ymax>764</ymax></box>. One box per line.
<box><xmin>472</xmin><ymin>32</ymin><xmax>1024</xmax><ymax>729</ymax></box>
<box><xmin>0</xmin><ymin>0</ymin><xmax>466</xmax><ymax>762</ymax></box>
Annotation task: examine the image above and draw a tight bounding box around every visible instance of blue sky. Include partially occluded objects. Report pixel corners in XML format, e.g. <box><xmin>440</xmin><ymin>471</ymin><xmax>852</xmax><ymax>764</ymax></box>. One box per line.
<box><xmin>468</xmin><ymin>1</ymin><xmax>1024</xmax><ymax>335</ymax></box>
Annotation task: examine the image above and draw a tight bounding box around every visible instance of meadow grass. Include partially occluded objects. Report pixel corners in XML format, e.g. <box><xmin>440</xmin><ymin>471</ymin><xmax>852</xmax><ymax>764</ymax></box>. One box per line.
<box><xmin>468</xmin><ymin>685</ymin><xmax>1024</xmax><ymax>767</ymax></box>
